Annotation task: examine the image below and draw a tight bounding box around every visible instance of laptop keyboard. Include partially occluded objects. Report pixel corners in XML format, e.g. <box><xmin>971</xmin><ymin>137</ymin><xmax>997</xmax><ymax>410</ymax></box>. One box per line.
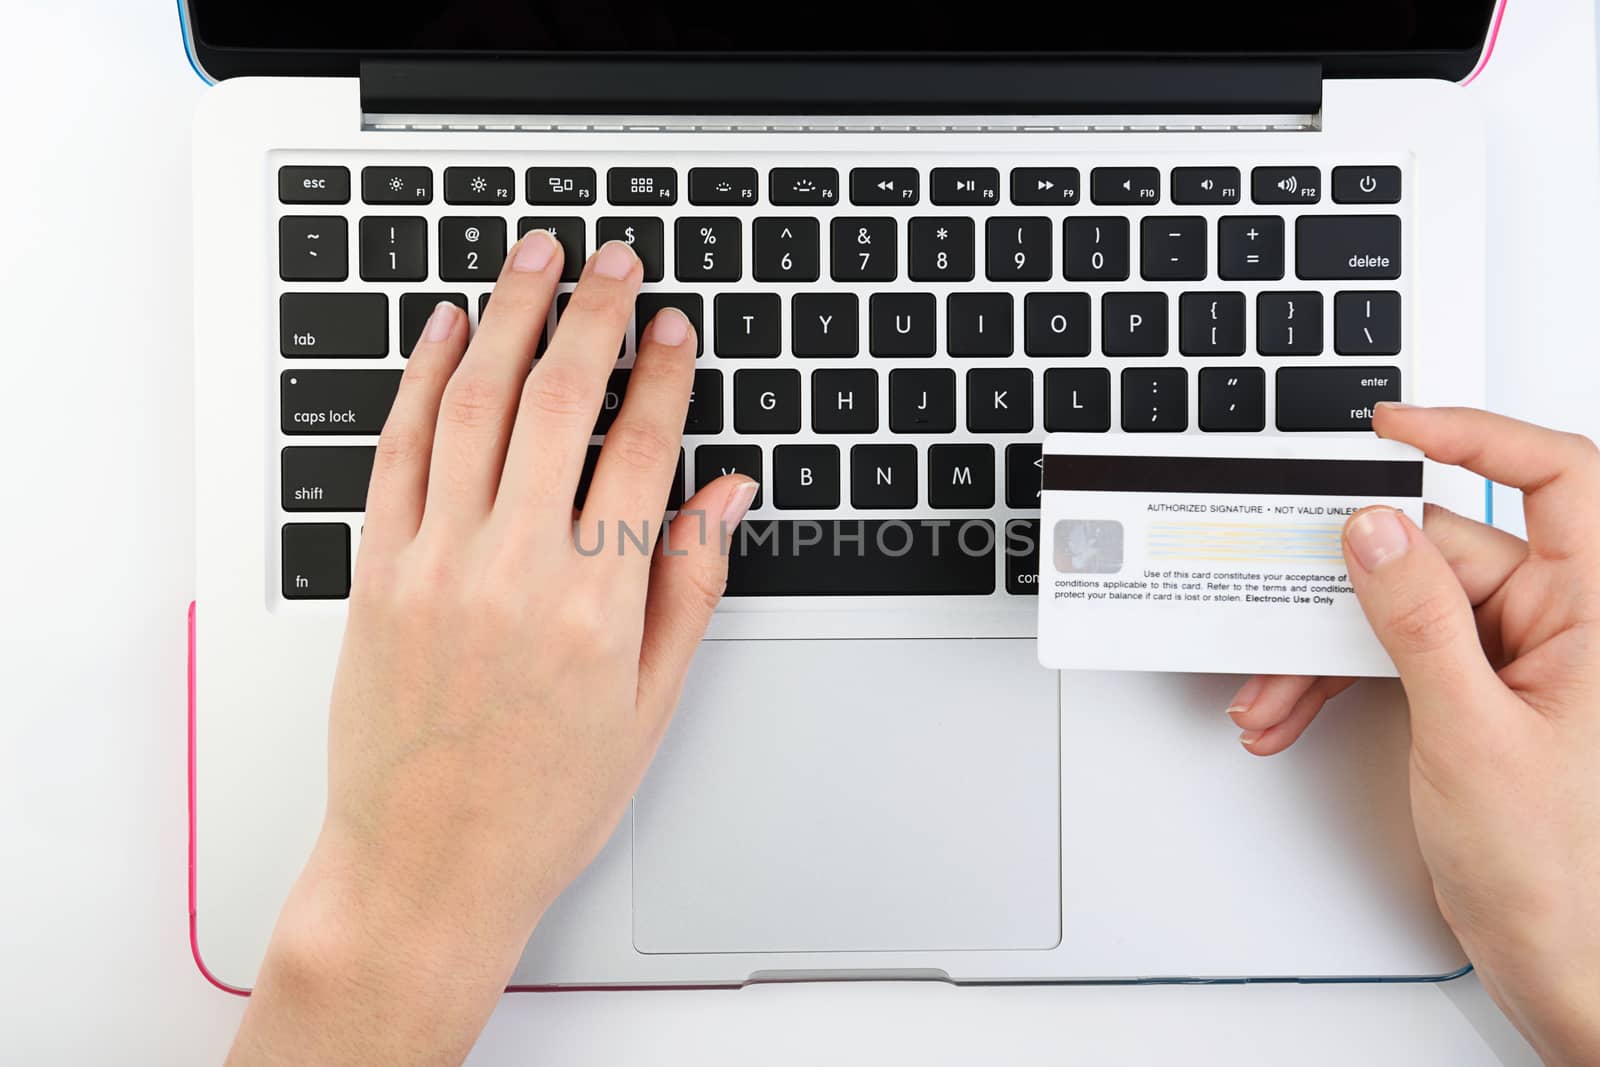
<box><xmin>274</xmin><ymin>155</ymin><xmax>1407</xmax><ymax>603</ymax></box>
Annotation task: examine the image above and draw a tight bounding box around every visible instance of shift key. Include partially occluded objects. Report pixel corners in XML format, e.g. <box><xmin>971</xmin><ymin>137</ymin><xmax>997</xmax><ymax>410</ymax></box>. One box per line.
<box><xmin>1276</xmin><ymin>366</ymin><xmax>1401</xmax><ymax>431</ymax></box>
<box><xmin>281</xmin><ymin>370</ymin><xmax>401</xmax><ymax>434</ymax></box>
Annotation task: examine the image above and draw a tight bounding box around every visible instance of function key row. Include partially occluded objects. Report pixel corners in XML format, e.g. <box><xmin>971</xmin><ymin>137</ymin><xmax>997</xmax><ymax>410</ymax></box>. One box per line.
<box><xmin>279</xmin><ymin>165</ymin><xmax>1403</xmax><ymax>209</ymax></box>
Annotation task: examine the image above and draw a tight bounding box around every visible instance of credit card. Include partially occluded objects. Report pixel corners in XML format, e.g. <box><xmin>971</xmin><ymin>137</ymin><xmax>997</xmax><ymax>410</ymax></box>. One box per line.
<box><xmin>1036</xmin><ymin>435</ymin><xmax>1424</xmax><ymax>678</ymax></box>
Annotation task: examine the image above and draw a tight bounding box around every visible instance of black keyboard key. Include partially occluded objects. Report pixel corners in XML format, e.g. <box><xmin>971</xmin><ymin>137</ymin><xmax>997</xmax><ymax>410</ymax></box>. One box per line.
<box><xmin>832</xmin><ymin>218</ymin><xmax>897</xmax><ymax>282</ymax></box>
<box><xmin>1253</xmin><ymin>166</ymin><xmax>1321</xmax><ymax>205</ymax></box>
<box><xmin>362</xmin><ymin>166</ymin><xmax>432</xmax><ymax>205</ymax></box>
<box><xmin>947</xmin><ymin>293</ymin><xmax>1013</xmax><ymax>357</ymax></box>
<box><xmin>1218</xmin><ymin>217</ymin><xmax>1285</xmax><ymax>281</ymax></box>
<box><xmin>770</xmin><ymin>167</ymin><xmax>839</xmax><ymax>206</ymax></box>
<box><xmin>634</xmin><ymin>293</ymin><xmax>704</xmax><ymax>356</ymax></box>
<box><xmin>1043</xmin><ymin>368</ymin><xmax>1112</xmax><ymax>432</ymax></box>
<box><xmin>850</xmin><ymin>168</ymin><xmax>919</xmax><ymax>206</ymax></box>
<box><xmin>1277</xmin><ymin>366</ymin><xmax>1401</xmax><ymax>430</ymax></box>
<box><xmin>1010</xmin><ymin>168</ymin><xmax>1080</xmax><ymax>207</ymax></box>
<box><xmin>608</xmin><ymin>167</ymin><xmax>677</xmax><ymax>205</ymax></box>
<box><xmin>850</xmin><ymin>445</ymin><xmax>918</xmax><ymax>509</ymax></box>
<box><xmin>888</xmin><ymin>368</ymin><xmax>956</xmax><ymax>433</ymax></box>
<box><xmin>358</xmin><ymin>217</ymin><xmax>427</xmax><ymax>281</ymax></box>
<box><xmin>812</xmin><ymin>369</ymin><xmax>879</xmax><ymax>433</ymax></box>
<box><xmin>753</xmin><ymin>218</ymin><xmax>821</xmax><ymax>282</ymax></box>
<box><xmin>1005</xmin><ymin>519</ymin><xmax>1041</xmax><ymax>595</ymax></box>
<box><xmin>281</xmin><ymin>369</ymin><xmax>402</xmax><ymax>435</ymax></box>
<box><xmin>279</xmin><ymin>166</ymin><xmax>350</xmax><ymax>205</ymax></box>
<box><xmin>1005</xmin><ymin>444</ymin><xmax>1044</xmax><ymax>509</ymax></box>
<box><xmin>282</xmin><ymin>523</ymin><xmax>350</xmax><ymax>600</ymax></box>
<box><xmin>1103</xmin><ymin>293</ymin><xmax>1168</xmax><ymax>357</ymax></box>
<box><xmin>1296</xmin><ymin>216</ymin><xmax>1402</xmax><ymax>280</ymax></box>
<box><xmin>930</xmin><ymin>167</ymin><xmax>1001</xmax><ymax>206</ymax></box>
<box><xmin>1064</xmin><ymin>218</ymin><xmax>1130</xmax><ymax>281</ymax></box>
<box><xmin>1332</xmin><ymin>166</ymin><xmax>1402</xmax><ymax>205</ymax></box>
<box><xmin>1140</xmin><ymin>217</ymin><xmax>1208</xmax><ymax>282</ymax></box>
<box><xmin>967</xmin><ymin>369</ymin><xmax>1033</xmax><ymax>433</ymax></box>
<box><xmin>676</xmin><ymin>217</ymin><xmax>743</xmax><ymax>282</ymax></box>
<box><xmin>439</xmin><ymin>217</ymin><xmax>507</xmax><ymax>282</ymax></box>
<box><xmin>518</xmin><ymin>217</ymin><xmax>586</xmax><ymax>281</ymax></box>
<box><xmin>1171</xmin><ymin>167</ymin><xmax>1241</xmax><ymax>206</ymax></box>
<box><xmin>869</xmin><ymin>293</ymin><xmax>936</xmax><ymax>357</ymax></box>
<box><xmin>526</xmin><ymin>167</ymin><xmax>597</xmax><ymax>205</ymax></box>
<box><xmin>1024</xmin><ymin>293</ymin><xmax>1092</xmax><ymax>357</ymax></box>
<box><xmin>909</xmin><ymin>217</ymin><xmax>975</xmax><ymax>282</ymax></box>
<box><xmin>733</xmin><ymin>369</ymin><xmax>801</xmax><ymax>434</ymax></box>
<box><xmin>1199</xmin><ymin>367</ymin><xmax>1266</xmax><ymax>432</ymax></box>
<box><xmin>714</xmin><ymin>293</ymin><xmax>781</xmax><ymax>357</ymax></box>
<box><xmin>667</xmin><ymin>450</ymin><xmax>687</xmax><ymax>510</ymax></box>
<box><xmin>987</xmin><ymin>218</ymin><xmax>1052</xmax><ymax>282</ymax></box>
<box><xmin>400</xmin><ymin>292</ymin><xmax>467</xmax><ymax>356</ymax></box>
<box><xmin>724</xmin><ymin>520</ymin><xmax>995</xmax><ymax>596</ymax></box>
<box><xmin>281</xmin><ymin>446</ymin><xmax>376</xmax><ymax>511</ymax></box>
<box><xmin>1334</xmin><ymin>291</ymin><xmax>1402</xmax><ymax>356</ymax></box>
<box><xmin>773</xmin><ymin>444</ymin><xmax>841</xmax><ymax>509</ymax></box>
<box><xmin>280</xmin><ymin>293</ymin><xmax>388</xmax><ymax>358</ymax></box>
<box><xmin>689</xmin><ymin>167</ymin><xmax>759</xmax><ymax>206</ymax></box>
<box><xmin>280</xmin><ymin>216</ymin><xmax>348</xmax><ymax>282</ymax></box>
<box><xmin>1257</xmin><ymin>292</ymin><xmax>1324</xmax><ymax>356</ymax></box>
<box><xmin>1180</xmin><ymin>292</ymin><xmax>1246</xmax><ymax>357</ymax></box>
<box><xmin>1091</xmin><ymin>167</ymin><xmax>1160</xmax><ymax>205</ymax></box>
<box><xmin>1122</xmin><ymin>367</ymin><xmax>1188</xmax><ymax>432</ymax></box>
<box><xmin>597</xmin><ymin>217</ymin><xmax>664</xmax><ymax>282</ymax></box>
<box><xmin>793</xmin><ymin>294</ymin><xmax>859</xmax><ymax>357</ymax></box>
<box><xmin>444</xmin><ymin>166</ymin><xmax>514</xmax><ymax>205</ymax></box>
<box><xmin>695</xmin><ymin>444</ymin><xmax>763</xmax><ymax>507</ymax></box>
<box><xmin>929</xmin><ymin>444</ymin><xmax>995</xmax><ymax>509</ymax></box>
<box><xmin>685</xmin><ymin>369</ymin><xmax>724</xmax><ymax>434</ymax></box>
<box><xmin>593</xmin><ymin>370</ymin><xmax>629</xmax><ymax>435</ymax></box>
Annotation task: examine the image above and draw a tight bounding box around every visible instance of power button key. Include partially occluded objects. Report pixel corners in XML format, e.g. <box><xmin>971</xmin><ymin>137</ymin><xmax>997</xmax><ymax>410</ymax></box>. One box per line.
<box><xmin>1333</xmin><ymin>166</ymin><xmax>1402</xmax><ymax>204</ymax></box>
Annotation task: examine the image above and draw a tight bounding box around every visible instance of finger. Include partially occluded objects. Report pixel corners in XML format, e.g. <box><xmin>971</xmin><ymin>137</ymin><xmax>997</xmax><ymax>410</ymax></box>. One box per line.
<box><xmin>421</xmin><ymin>230</ymin><xmax>563</xmax><ymax>524</ymax></box>
<box><xmin>360</xmin><ymin>300</ymin><xmax>468</xmax><ymax>552</ymax></box>
<box><xmin>578</xmin><ymin>309</ymin><xmax>697</xmax><ymax>570</ymax></box>
<box><xmin>1373</xmin><ymin>404</ymin><xmax>1600</xmax><ymax>559</ymax></box>
<box><xmin>1239</xmin><ymin>677</ymin><xmax>1350</xmax><ymax>757</ymax></box>
<box><xmin>497</xmin><ymin>241</ymin><xmax>642</xmax><ymax>530</ymax></box>
<box><xmin>1225</xmin><ymin>674</ymin><xmax>1355</xmax><ymax>734</ymax></box>
<box><xmin>635</xmin><ymin>475</ymin><xmax>760</xmax><ymax>722</ymax></box>
<box><xmin>1343</xmin><ymin>506</ymin><xmax>1504</xmax><ymax>735</ymax></box>
<box><xmin>1421</xmin><ymin>503</ymin><xmax>1527</xmax><ymax>606</ymax></box>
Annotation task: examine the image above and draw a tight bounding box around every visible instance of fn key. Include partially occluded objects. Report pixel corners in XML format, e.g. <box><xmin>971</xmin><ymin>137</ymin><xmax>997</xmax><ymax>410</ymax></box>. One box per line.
<box><xmin>282</xmin><ymin>523</ymin><xmax>350</xmax><ymax>599</ymax></box>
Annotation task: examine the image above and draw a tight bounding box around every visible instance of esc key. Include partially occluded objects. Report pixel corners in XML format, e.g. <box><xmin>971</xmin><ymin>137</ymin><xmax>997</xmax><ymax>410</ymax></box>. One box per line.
<box><xmin>278</xmin><ymin>166</ymin><xmax>351</xmax><ymax>205</ymax></box>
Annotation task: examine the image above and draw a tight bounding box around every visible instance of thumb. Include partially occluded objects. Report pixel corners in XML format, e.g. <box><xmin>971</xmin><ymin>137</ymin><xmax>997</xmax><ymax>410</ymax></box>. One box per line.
<box><xmin>635</xmin><ymin>475</ymin><xmax>759</xmax><ymax>717</ymax></box>
<box><xmin>1343</xmin><ymin>506</ymin><xmax>1501</xmax><ymax>731</ymax></box>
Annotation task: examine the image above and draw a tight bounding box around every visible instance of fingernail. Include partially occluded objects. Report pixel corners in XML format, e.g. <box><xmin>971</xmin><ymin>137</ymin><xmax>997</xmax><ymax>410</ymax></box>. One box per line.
<box><xmin>1347</xmin><ymin>508</ymin><xmax>1410</xmax><ymax>572</ymax></box>
<box><xmin>512</xmin><ymin>230</ymin><xmax>557</xmax><ymax>272</ymax></box>
<box><xmin>1375</xmin><ymin>401</ymin><xmax>1416</xmax><ymax>412</ymax></box>
<box><xmin>721</xmin><ymin>479</ymin><xmax>759</xmax><ymax>528</ymax></box>
<box><xmin>592</xmin><ymin>240</ymin><xmax>638</xmax><ymax>279</ymax></box>
<box><xmin>1225</xmin><ymin>676</ymin><xmax>1264</xmax><ymax>719</ymax></box>
<box><xmin>423</xmin><ymin>301</ymin><xmax>458</xmax><ymax>343</ymax></box>
<box><xmin>1239</xmin><ymin>730</ymin><xmax>1264</xmax><ymax>748</ymax></box>
<box><xmin>647</xmin><ymin>307</ymin><xmax>690</xmax><ymax>347</ymax></box>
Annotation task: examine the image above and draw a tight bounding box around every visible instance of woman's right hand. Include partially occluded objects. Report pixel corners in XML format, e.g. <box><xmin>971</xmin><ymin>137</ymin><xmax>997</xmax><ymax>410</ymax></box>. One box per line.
<box><xmin>1225</xmin><ymin>405</ymin><xmax>1600</xmax><ymax>1066</ymax></box>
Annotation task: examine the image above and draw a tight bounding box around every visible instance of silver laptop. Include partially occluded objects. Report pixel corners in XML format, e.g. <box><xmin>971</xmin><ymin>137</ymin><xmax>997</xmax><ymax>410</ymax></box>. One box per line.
<box><xmin>186</xmin><ymin>0</ymin><xmax>1498</xmax><ymax>990</ymax></box>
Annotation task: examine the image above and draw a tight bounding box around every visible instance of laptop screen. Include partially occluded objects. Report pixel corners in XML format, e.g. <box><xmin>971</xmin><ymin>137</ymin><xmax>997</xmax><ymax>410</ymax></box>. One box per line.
<box><xmin>191</xmin><ymin>1</ymin><xmax>1494</xmax><ymax>53</ymax></box>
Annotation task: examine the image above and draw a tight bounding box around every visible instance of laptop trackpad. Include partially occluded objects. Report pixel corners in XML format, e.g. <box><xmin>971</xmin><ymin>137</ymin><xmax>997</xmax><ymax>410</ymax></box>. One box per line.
<box><xmin>632</xmin><ymin>639</ymin><xmax>1060</xmax><ymax>954</ymax></box>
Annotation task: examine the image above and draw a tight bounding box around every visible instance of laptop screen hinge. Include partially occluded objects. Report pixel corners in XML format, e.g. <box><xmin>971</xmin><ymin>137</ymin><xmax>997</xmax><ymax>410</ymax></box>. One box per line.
<box><xmin>359</xmin><ymin>58</ymin><xmax>1322</xmax><ymax>129</ymax></box>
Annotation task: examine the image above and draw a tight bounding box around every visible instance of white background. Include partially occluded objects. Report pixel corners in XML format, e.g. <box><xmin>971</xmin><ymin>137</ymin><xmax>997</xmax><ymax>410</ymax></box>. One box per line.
<box><xmin>2</xmin><ymin>1</ymin><xmax>1597</xmax><ymax>1063</ymax></box>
